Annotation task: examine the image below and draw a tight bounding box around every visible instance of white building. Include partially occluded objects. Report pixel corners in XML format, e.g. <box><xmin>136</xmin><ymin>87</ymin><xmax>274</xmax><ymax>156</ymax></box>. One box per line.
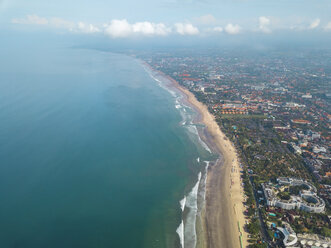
<box><xmin>277</xmin><ymin>223</ymin><xmax>298</xmax><ymax>247</ymax></box>
<box><xmin>313</xmin><ymin>146</ymin><xmax>327</xmax><ymax>154</ymax></box>
<box><xmin>262</xmin><ymin>178</ymin><xmax>325</xmax><ymax>213</ymax></box>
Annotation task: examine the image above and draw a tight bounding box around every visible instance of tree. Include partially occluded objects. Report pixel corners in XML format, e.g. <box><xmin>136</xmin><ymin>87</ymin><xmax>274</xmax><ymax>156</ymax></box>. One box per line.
<box><xmin>247</xmin><ymin>219</ymin><xmax>260</xmax><ymax>235</ymax></box>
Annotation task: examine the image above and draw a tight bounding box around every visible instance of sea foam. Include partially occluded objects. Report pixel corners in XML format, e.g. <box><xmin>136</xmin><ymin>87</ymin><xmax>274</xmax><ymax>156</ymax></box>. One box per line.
<box><xmin>184</xmin><ymin>172</ymin><xmax>202</xmax><ymax>248</ymax></box>
<box><xmin>145</xmin><ymin>64</ymin><xmax>207</xmax><ymax>248</ymax></box>
<box><xmin>176</xmin><ymin>220</ymin><xmax>185</xmax><ymax>248</ymax></box>
<box><xmin>186</xmin><ymin>124</ymin><xmax>212</xmax><ymax>154</ymax></box>
<box><xmin>180</xmin><ymin>196</ymin><xmax>187</xmax><ymax>212</ymax></box>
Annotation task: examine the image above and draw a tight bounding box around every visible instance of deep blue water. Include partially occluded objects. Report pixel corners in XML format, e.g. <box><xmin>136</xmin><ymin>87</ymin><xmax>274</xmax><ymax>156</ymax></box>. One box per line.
<box><xmin>0</xmin><ymin>46</ymin><xmax>203</xmax><ymax>248</ymax></box>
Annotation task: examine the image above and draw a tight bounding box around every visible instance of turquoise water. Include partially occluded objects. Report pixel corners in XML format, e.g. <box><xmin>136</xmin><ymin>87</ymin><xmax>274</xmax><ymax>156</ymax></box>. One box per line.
<box><xmin>0</xmin><ymin>45</ymin><xmax>208</xmax><ymax>248</ymax></box>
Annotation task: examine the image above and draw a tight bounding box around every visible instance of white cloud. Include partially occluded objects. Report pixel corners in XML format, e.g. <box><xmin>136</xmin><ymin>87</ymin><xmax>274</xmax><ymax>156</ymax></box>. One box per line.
<box><xmin>225</xmin><ymin>23</ymin><xmax>241</xmax><ymax>34</ymax></box>
<box><xmin>12</xmin><ymin>14</ymin><xmax>329</xmax><ymax>38</ymax></box>
<box><xmin>308</xmin><ymin>18</ymin><xmax>320</xmax><ymax>29</ymax></box>
<box><xmin>175</xmin><ymin>23</ymin><xmax>199</xmax><ymax>35</ymax></box>
<box><xmin>12</xmin><ymin>14</ymin><xmax>100</xmax><ymax>34</ymax></box>
<box><xmin>132</xmin><ymin>22</ymin><xmax>171</xmax><ymax>36</ymax></box>
<box><xmin>212</xmin><ymin>26</ymin><xmax>223</xmax><ymax>32</ymax></box>
<box><xmin>153</xmin><ymin>23</ymin><xmax>172</xmax><ymax>35</ymax></box>
<box><xmin>12</xmin><ymin>14</ymin><xmax>48</xmax><ymax>25</ymax></box>
<box><xmin>196</xmin><ymin>14</ymin><xmax>217</xmax><ymax>25</ymax></box>
<box><xmin>258</xmin><ymin>16</ymin><xmax>271</xmax><ymax>33</ymax></box>
<box><xmin>206</xmin><ymin>26</ymin><xmax>223</xmax><ymax>33</ymax></box>
<box><xmin>104</xmin><ymin>19</ymin><xmax>132</xmax><ymax>38</ymax></box>
<box><xmin>325</xmin><ymin>22</ymin><xmax>331</xmax><ymax>31</ymax></box>
<box><xmin>104</xmin><ymin>19</ymin><xmax>171</xmax><ymax>38</ymax></box>
<box><xmin>77</xmin><ymin>22</ymin><xmax>100</xmax><ymax>33</ymax></box>
<box><xmin>133</xmin><ymin>22</ymin><xmax>156</xmax><ymax>35</ymax></box>
<box><xmin>12</xmin><ymin>15</ymin><xmax>171</xmax><ymax>38</ymax></box>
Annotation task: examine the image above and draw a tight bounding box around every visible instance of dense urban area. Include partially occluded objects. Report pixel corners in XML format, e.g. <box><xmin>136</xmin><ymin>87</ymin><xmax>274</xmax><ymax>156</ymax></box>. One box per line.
<box><xmin>138</xmin><ymin>48</ymin><xmax>331</xmax><ymax>248</ymax></box>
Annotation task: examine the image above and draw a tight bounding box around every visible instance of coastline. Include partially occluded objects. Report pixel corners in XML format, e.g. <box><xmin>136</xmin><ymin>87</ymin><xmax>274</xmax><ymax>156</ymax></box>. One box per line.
<box><xmin>170</xmin><ymin>77</ymin><xmax>248</xmax><ymax>248</ymax></box>
<box><xmin>142</xmin><ymin>61</ymin><xmax>248</xmax><ymax>248</ymax></box>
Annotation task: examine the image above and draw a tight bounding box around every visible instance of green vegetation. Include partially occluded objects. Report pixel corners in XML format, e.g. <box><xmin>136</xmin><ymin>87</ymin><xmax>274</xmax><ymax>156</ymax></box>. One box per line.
<box><xmin>289</xmin><ymin>185</ymin><xmax>309</xmax><ymax>195</ymax></box>
<box><xmin>216</xmin><ymin>116</ymin><xmax>312</xmax><ymax>183</ymax></box>
<box><xmin>248</xmin><ymin>242</ymin><xmax>268</xmax><ymax>248</ymax></box>
<box><xmin>277</xmin><ymin>191</ymin><xmax>291</xmax><ymax>201</ymax></box>
<box><xmin>247</xmin><ymin>218</ymin><xmax>260</xmax><ymax>235</ymax></box>
<box><xmin>243</xmin><ymin>171</ymin><xmax>255</xmax><ymax>209</ymax></box>
<box><xmin>290</xmin><ymin>211</ymin><xmax>331</xmax><ymax>237</ymax></box>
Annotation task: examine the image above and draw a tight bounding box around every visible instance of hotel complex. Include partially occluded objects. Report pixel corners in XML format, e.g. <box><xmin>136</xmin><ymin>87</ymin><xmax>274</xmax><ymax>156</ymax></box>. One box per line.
<box><xmin>262</xmin><ymin>177</ymin><xmax>325</xmax><ymax>213</ymax></box>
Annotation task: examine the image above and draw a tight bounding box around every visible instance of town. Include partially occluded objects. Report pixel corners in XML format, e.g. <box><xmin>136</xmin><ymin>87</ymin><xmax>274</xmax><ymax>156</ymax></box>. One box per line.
<box><xmin>137</xmin><ymin>48</ymin><xmax>331</xmax><ymax>248</ymax></box>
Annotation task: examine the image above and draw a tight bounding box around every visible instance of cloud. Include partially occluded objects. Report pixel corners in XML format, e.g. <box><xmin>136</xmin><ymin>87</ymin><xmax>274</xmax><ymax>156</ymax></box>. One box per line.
<box><xmin>196</xmin><ymin>14</ymin><xmax>217</xmax><ymax>25</ymax></box>
<box><xmin>49</xmin><ymin>17</ymin><xmax>75</xmax><ymax>30</ymax></box>
<box><xmin>12</xmin><ymin>14</ymin><xmax>100</xmax><ymax>34</ymax></box>
<box><xmin>104</xmin><ymin>19</ymin><xmax>132</xmax><ymax>37</ymax></box>
<box><xmin>224</xmin><ymin>23</ymin><xmax>241</xmax><ymax>34</ymax></box>
<box><xmin>206</xmin><ymin>26</ymin><xmax>223</xmax><ymax>33</ymax></box>
<box><xmin>12</xmin><ymin>14</ymin><xmax>330</xmax><ymax>38</ymax></box>
<box><xmin>258</xmin><ymin>16</ymin><xmax>271</xmax><ymax>33</ymax></box>
<box><xmin>77</xmin><ymin>22</ymin><xmax>100</xmax><ymax>33</ymax></box>
<box><xmin>212</xmin><ymin>26</ymin><xmax>223</xmax><ymax>32</ymax></box>
<box><xmin>132</xmin><ymin>22</ymin><xmax>171</xmax><ymax>36</ymax></box>
<box><xmin>175</xmin><ymin>23</ymin><xmax>199</xmax><ymax>35</ymax></box>
<box><xmin>325</xmin><ymin>22</ymin><xmax>331</xmax><ymax>31</ymax></box>
<box><xmin>104</xmin><ymin>19</ymin><xmax>171</xmax><ymax>38</ymax></box>
<box><xmin>308</xmin><ymin>18</ymin><xmax>320</xmax><ymax>29</ymax></box>
<box><xmin>12</xmin><ymin>15</ymin><xmax>171</xmax><ymax>38</ymax></box>
<box><xmin>12</xmin><ymin>14</ymin><xmax>48</xmax><ymax>25</ymax></box>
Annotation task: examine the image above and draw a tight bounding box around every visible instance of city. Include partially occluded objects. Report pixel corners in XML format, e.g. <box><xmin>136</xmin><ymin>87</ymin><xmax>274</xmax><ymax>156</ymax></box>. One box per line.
<box><xmin>138</xmin><ymin>48</ymin><xmax>331</xmax><ymax>247</ymax></box>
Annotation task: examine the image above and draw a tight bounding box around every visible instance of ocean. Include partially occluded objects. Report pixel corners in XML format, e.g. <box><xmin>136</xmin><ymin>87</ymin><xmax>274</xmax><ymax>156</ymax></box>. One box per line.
<box><xmin>0</xmin><ymin>43</ymin><xmax>213</xmax><ymax>248</ymax></box>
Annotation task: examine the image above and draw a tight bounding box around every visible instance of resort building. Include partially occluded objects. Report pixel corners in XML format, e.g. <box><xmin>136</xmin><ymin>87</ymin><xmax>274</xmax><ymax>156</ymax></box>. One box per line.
<box><xmin>277</xmin><ymin>225</ymin><xmax>331</xmax><ymax>248</ymax></box>
<box><xmin>262</xmin><ymin>177</ymin><xmax>325</xmax><ymax>213</ymax></box>
<box><xmin>277</xmin><ymin>222</ymin><xmax>298</xmax><ymax>247</ymax></box>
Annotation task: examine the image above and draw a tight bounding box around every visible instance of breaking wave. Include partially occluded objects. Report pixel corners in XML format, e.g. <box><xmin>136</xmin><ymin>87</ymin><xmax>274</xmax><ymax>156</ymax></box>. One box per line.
<box><xmin>184</xmin><ymin>172</ymin><xmax>202</xmax><ymax>248</ymax></box>
<box><xmin>180</xmin><ymin>196</ymin><xmax>187</xmax><ymax>212</ymax></box>
<box><xmin>145</xmin><ymin>63</ymin><xmax>213</xmax><ymax>248</ymax></box>
<box><xmin>176</xmin><ymin>220</ymin><xmax>185</xmax><ymax>248</ymax></box>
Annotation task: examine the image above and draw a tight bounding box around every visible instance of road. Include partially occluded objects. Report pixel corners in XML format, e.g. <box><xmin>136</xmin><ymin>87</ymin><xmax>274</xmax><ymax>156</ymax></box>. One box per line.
<box><xmin>249</xmin><ymin>175</ymin><xmax>274</xmax><ymax>247</ymax></box>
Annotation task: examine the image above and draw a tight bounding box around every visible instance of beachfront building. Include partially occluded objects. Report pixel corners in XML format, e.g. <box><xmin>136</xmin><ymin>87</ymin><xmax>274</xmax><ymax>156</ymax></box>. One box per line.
<box><xmin>262</xmin><ymin>177</ymin><xmax>325</xmax><ymax>213</ymax></box>
<box><xmin>277</xmin><ymin>222</ymin><xmax>298</xmax><ymax>247</ymax></box>
<box><xmin>273</xmin><ymin>221</ymin><xmax>331</xmax><ymax>247</ymax></box>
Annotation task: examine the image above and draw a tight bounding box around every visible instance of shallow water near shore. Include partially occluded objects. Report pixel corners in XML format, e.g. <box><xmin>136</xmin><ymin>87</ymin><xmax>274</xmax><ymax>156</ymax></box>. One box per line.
<box><xmin>145</xmin><ymin>68</ymin><xmax>218</xmax><ymax>248</ymax></box>
<box><xmin>0</xmin><ymin>43</ymin><xmax>214</xmax><ymax>248</ymax></box>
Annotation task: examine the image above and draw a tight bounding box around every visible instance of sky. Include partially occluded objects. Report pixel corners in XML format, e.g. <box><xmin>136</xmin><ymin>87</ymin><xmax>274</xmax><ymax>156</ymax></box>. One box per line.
<box><xmin>1</xmin><ymin>0</ymin><xmax>331</xmax><ymax>41</ymax></box>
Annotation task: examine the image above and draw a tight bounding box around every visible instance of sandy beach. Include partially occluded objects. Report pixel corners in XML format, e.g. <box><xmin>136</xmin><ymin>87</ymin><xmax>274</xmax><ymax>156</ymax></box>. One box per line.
<box><xmin>142</xmin><ymin>61</ymin><xmax>248</xmax><ymax>248</ymax></box>
<box><xmin>168</xmin><ymin>78</ymin><xmax>248</xmax><ymax>248</ymax></box>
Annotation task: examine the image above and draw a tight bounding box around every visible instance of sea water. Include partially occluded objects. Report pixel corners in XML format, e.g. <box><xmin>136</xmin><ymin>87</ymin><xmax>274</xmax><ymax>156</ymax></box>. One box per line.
<box><xmin>0</xmin><ymin>39</ymin><xmax>213</xmax><ymax>248</ymax></box>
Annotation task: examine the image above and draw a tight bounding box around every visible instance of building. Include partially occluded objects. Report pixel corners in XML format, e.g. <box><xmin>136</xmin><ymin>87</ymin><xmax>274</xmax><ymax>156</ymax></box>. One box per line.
<box><xmin>313</xmin><ymin>146</ymin><xmax>327</xmax><ymax>154</ymax></box>
<box><xmin>277</xmin><ymin>222</ymin><xmax>298</xmax><ymax>247</ymax></box>
<box><xmin>262</xmin><ymin>178</ymin><xmax>325</xmax><ymax>213</ymax></box>
<box><xmin>289</xmin><ymin>143</ymin><xmax>302</xmax><ymax>155</ymax></box>
<box><xmin>291</xmin><ymin>119</ymin><xmax>312</xmax><ymax>125</ymax></box>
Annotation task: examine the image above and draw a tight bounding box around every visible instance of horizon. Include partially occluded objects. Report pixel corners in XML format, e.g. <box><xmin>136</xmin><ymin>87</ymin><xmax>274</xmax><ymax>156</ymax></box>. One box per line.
<box><xmin>1</xmin><ymin>0</ymin><xmax>331</xmax><ymax>49</ymax></box>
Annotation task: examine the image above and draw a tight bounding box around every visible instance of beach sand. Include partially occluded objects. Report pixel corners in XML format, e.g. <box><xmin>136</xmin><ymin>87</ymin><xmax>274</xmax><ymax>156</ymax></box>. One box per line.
<box><xmin>142</xmin><ymin>60</ymin><xmax>248</xmax><ymax>248</ymax></box>
<box><xmin>171</xmin><ymin>80</ymin><xmax>248</xmax><ymax>248</ymax></box>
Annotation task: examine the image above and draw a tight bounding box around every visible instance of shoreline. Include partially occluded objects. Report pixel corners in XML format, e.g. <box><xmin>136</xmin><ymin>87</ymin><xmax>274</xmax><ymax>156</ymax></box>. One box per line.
<box><xmin>168</xmin><ymin>77</ymin><xmax>247</xmax><ymax>247</ymax></box>
<box><xmin>169</xmin><ymin>76</ymin><xmax>248</xmax><ymax>248</ymax></box>
<box><xmin>143</xmin><ymin>61</ymin><xmax>248</xmax><ymax>248</ymax></box>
